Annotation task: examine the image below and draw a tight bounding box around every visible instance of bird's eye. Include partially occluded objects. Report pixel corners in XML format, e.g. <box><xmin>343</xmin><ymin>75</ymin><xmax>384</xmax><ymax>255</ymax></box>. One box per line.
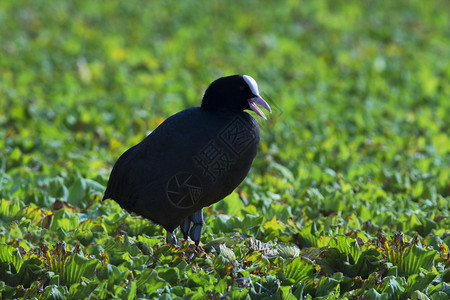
<box><xmin>239</xmin><ymin>86</ymin><xmax>245</xmax><ymax>91</ymax></box>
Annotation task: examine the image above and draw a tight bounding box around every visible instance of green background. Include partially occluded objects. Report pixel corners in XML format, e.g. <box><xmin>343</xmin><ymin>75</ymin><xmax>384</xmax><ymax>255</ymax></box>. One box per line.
<box><xmin>0</xmin><ymin>0</ymin><xmax>449</xmax><ymax>298</ymax></box>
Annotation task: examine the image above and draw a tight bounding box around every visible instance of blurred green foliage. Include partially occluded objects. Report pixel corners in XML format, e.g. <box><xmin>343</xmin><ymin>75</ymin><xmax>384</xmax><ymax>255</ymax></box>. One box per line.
<box><xmin>0</xmin><ymin>0</ymin><xmax>449</xmax><ymax>298</ymax></box>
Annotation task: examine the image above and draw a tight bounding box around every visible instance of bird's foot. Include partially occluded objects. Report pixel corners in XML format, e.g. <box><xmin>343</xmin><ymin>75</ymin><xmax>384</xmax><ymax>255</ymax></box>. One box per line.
<box><xmin>179</xmin><ymin>209</ymin><xmax>204</xmax><ymax>247</ymax></box>
<box><xmin>189</xmin><ymin>209</ymin><xmax>203</xmax><ymax>246</ymax></box>
<box><xmin>180</xmin><ymin>217</ymin><xmax>191</xmax><ymax>240</ymax></box>
<box><xmin>166</xmin><ymin>231</ymin><xmax>177</xmax><ymax>245</ymax></box>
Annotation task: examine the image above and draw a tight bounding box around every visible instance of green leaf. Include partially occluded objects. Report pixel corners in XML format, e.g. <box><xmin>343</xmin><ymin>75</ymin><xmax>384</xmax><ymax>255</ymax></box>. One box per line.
<box><xmin>241</xmin><ymin>214</ymin><xmax>265</xmax><ymax>233</ymax></box>
<box><xmin>410</xmin><ymin>290</ymin><xmax>431</xmax><ymax>300</ymax></box>
<box><xmin>400</xmin><ymin>245</ymin><xmax>436</xmax><ymax>276</ymax></box>
<box><xmin>49</xmin><ymin>209</ymin><xmax>79</xmax><ymax>233</ymax></box>
<box><xmin>280</xmin><ymin>257</ymin><xmax>316</xmax><ymax>287</ymax></box>
<box><xmin>276</xmin><ymin>285</ymin><xmax>297</xmax><ymax>300</ymax></box>
<box><xmin>214</xmin><ymin>192</ymin><xmax>246</xmax><ymax>218</ymax></box>
<box><xmin>0</xmin><ymin>282</ymin><xmax>16</xmax><ymax>299</ymax></box>
<box><xmin>366</xmin><ymin>288</ymin><xmax>390</xmax><ymax>300</ymax></box>
<box><xmin>97</xmin><ymin>263</ymin><xmax>126</xmax><ymax>286</ymax></box>
<box><xmin>0</xmin><ymin>243</ymin><xmax>23</xmax><ymax>272</ymax></box>
<box><xmin>0</xmin><ymin>248</ymin><xmax>44</xmax><ymax>288</ymax></box>
<box><xmin>214</xmin><ymin>278</ymin><xmax>228</xmax><ymax>295</ymax></box>
<box><xmin>378</xmin><ymin>276</ymin><xmax>405</xmax><ymax>299</ymax></box>
<box><xmin>354</xmin><ymin>249</ymin><xmax>383</xmax><ymax>279</ymax></box>
<box><xmin>41</xmin><ymin>285</ymin><xmax>67</xmax><ymax>300</ymax></box>
<box><xmin>277</xmin><ymin>244</ymin><xmax>300</xmax><ymax>259</ymax></box>
<box><xmin>68</xmin><ymin>173</ymin><xmax>87</xmax><ymax>207</ymax></box>
<box><xmin>269</xmin><ymin>161</ymin><xmax>294</xmax><ymax>183</ymax></box>
<box><xmin>157</xmin><ymin>267</ymin><xmax>181</xmax><ymax>285</ymax></box>
<box><xmin>16</xmin><ymin>257</ymin><xmax>46</xmax><ymax>288</ymax></box>
<box><xmin>57</xmin><ymin>253</ymin><xmax>99</xmax><ymax>284</ymax></box>
<box><xmin>298</xmin><ymin>224</ymin><xmax>321</xmax><ymax>248</ymax></box>
<box><xmin>1</xmin><ymin>0</ymin><xmax>449</xmax><ymax>298</ymax></box>
<box><xmin>186</xmin><ymin>271</ymin><xmax>216</xmax><ymax>291</ymax></box>
<box><xmin>402</xmin><ymin>272</ymin><xmax>437</xmax><ymax>299</ymax></box>
<box><xmin>329</xmin><ymin>235</ymin><xmax>362</xmax><ymax>263</ymax></box>
<box><xmin>123</xmin><ymin>281</ymin><xmax>137</xmax><ymax>300</ymax></box>
<box><xmin>67</xmin><ymin>281</ymin><xmax>98</xmax><ymax>300</ymax></box>
<box><xmin>429</xmin><ymin>291</ymin><xmax>450</xmax><ymax>300</ymax></box>
<box><xmin>0</xmin><ymin>199</ymin><xmax>23</xmax><ymax>225</ymax></box>
<box><xmin>315</xmin><ymin>274</ymin><xmax>340</xmax><ymax>297</ymax></box>
<box><xmin>263</xmin><ymin>216</ymin><xmax>286</xmax><ymax>233</ymax></box>
<box><xmin>220</xmin><ymin>243</ymin><xmax>238</xmax><ymax>266</ymax></box>
<box><xmin>214</xmin><ymin>254</ymin><xmax>233</xmax><ymax>278</ymax></box>
<box><xmin>136</xmin><ymin>269</ymin><xmax>167</xmax><ymax>295</ymax></box>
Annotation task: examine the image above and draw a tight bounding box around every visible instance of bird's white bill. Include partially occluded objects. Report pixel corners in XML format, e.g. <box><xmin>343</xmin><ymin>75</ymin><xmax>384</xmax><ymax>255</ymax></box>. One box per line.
<box><xmin>248</xmin><ymin>96</ymin><xmax>271</xmax><ymax>120</ymax></box>
<box><xmin>243</xmin><ymin>75</ymin><xmax>260</xmax><ymax>96</ymax></box>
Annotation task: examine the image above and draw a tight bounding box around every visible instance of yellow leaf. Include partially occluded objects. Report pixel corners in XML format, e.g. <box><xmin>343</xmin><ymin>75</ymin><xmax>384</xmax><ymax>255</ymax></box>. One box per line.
<box><xmin>109</xmin><ymin>138</ymin><xmax>123</xmax><ymax>150</ymax></box>
<box><xmin>110</xmin><ymin>47</ymin><xmax>128</xmax><ymax>61</ymax></box>
<box><xmin>263</xmin><ymin>216</ymin><xmax>286</xmax><ymax>232</ymax></box>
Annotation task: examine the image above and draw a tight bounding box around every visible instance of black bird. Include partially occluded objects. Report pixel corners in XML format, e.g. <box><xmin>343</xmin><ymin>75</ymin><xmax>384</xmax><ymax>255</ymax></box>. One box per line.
<box><xmin>103</xmin><ymin>75</ymin><xmax>271</xmax><ymax>245</ymax></box>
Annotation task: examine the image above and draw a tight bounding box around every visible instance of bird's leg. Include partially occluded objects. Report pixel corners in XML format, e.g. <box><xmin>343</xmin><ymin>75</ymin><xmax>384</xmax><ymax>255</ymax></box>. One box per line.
<box><xmin>166</xmin><ymin>230</ymin><xmax>177</xmax><ymax>245</ymax></box>
<box><xmin>180</xmin><ymin>217</ymin><xmax>191</xmax><ymax>240</ymax></box>
<box><xmin>189</xmin><ymin>209</ymin><xmax>203</xmax><ymax>246</ymax></box>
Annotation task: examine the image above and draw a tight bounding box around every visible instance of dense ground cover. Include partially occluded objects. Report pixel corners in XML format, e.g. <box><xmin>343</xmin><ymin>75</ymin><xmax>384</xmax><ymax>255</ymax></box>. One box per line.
<box><xmin>0</xmin><ymin>0</ymin><xmax>449</xmax><ymax>298</ymax></box>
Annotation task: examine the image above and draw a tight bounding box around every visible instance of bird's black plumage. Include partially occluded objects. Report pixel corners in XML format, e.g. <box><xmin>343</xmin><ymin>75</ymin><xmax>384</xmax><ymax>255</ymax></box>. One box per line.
<box><xmin>103</xmin><ymin>75</ymin><xmax>271</xmax><ymax>245</ymax></box>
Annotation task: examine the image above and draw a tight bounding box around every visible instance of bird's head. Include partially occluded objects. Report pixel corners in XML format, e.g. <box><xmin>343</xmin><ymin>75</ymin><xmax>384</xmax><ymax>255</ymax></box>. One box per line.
<box><xmin>201</xmin><ymin>75</ymin><xmax>272</xmax><ymax>120</ymax></box>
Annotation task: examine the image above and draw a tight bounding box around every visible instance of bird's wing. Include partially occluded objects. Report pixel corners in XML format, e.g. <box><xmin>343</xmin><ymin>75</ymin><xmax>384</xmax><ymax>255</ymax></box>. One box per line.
<box><xmin>103</xmin><ymin>107</ymin><xmax>213</xmax><ymax>202</ymax></box>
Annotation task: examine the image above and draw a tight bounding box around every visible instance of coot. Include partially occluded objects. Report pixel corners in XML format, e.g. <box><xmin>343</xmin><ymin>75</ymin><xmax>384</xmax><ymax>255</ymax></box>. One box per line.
<box><xmin>103</xmin><ymin>75</ymin><xmax>271</xmax><ymax>245</ymax></box>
